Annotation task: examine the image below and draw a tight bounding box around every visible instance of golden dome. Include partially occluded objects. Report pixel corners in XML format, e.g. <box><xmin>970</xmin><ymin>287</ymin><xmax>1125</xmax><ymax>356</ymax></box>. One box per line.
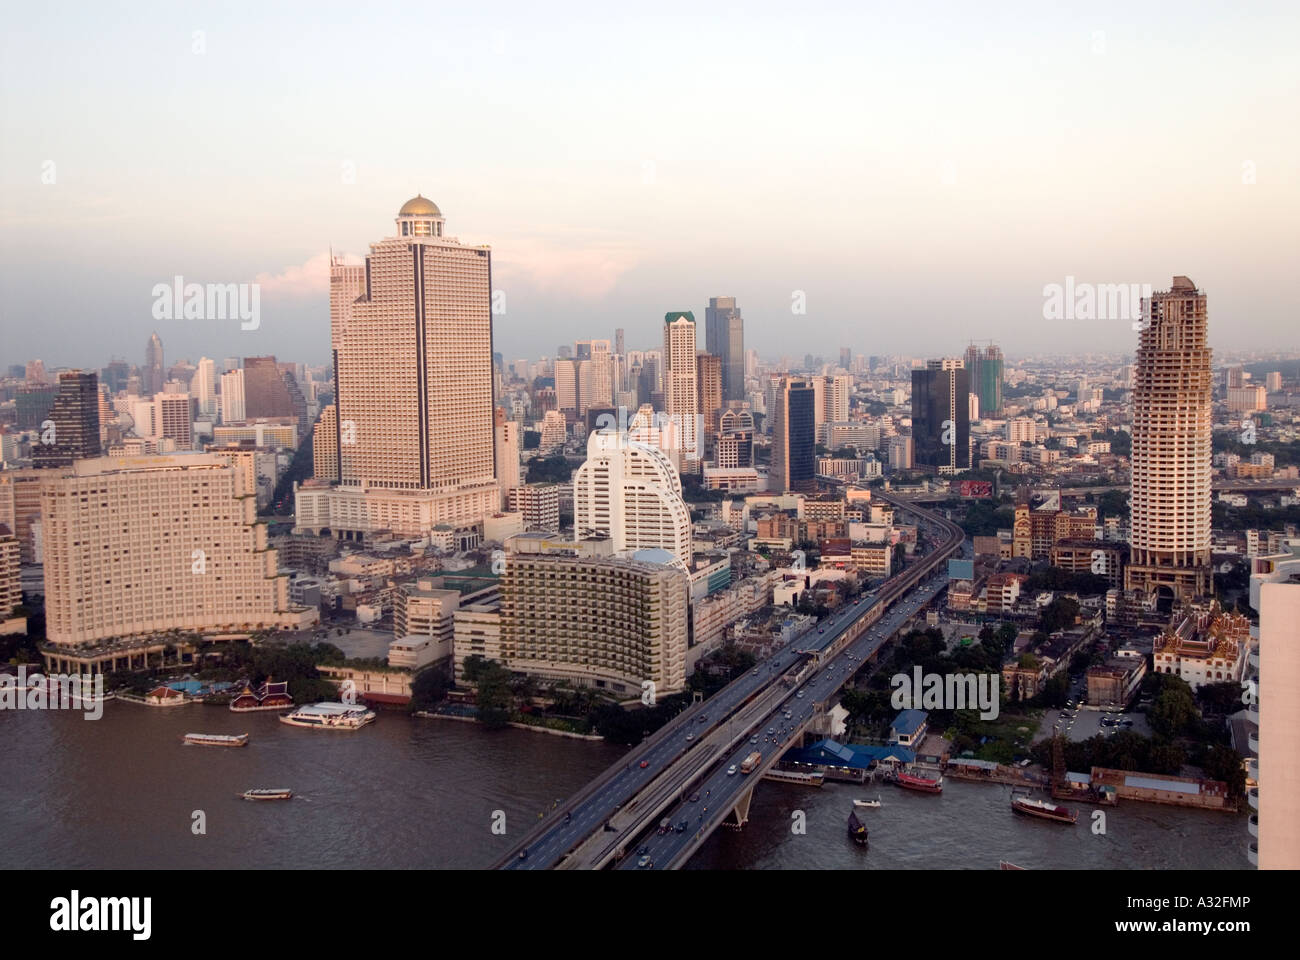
<box><xmin>399</xmin><ymin>194</ymin><xmax>441</xmax><ymax>217</ymax></box>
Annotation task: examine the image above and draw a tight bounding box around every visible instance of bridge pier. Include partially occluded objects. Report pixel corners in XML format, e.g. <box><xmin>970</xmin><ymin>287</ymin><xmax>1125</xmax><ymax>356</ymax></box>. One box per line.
<box><xmin>725</xmin><ymin>785</ymin><xmax>754</xmax><ymax>829</ymax></box>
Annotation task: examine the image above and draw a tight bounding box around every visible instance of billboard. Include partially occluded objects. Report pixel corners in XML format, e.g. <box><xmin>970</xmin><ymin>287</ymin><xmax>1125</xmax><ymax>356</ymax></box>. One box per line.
<box><xmin>948</xmin><ymin>558</ymin><xmax>975</xmax><ymax>581</ymax></box>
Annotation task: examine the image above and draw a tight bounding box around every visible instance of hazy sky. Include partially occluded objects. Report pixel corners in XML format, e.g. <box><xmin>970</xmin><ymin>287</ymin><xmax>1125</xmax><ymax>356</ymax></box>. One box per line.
<box><xmin>3</xmin><ymin>1</ymin><xmax>1298</xmax><ymax>371</ymax></box>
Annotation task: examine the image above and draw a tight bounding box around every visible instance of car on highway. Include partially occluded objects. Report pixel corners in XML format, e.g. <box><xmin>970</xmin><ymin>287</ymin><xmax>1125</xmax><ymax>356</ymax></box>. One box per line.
<box><xmin>686</xmin><ymin>733</ymin><xmax>695</xmax><ymax>741</ymax></box>
<box><xmin>727</xmin><ymin>765</ymin><xmax>737</xmax><ymax>776</ymax></box>
<box><xmin>698</xmin><ymin>715</ymin><xmax>708</xmax><ymax>723</ymax></box>
<box><xmin>689</xmin><ymin>792</ymin><xmax>700</xmax><ymax>803</ymax></box>
<box><xmin>767</xmin><ymin>727</ymin><xmax>775</xmax><ymax>735</ymax></box>
<box><xmin>677</xmin><ymin>820</ymin><xmax>687</xmax><ymax>833</ymax></box>
<box><xmin>797</xmin><ymin>691</ymin><xmax>805</xmax><ymax>699</ymax></box>
<box><xmin>639</xmin><ymin>760</ymin><xmax>649</xmax><ymax>769</ymax></box>
<box><xmin>637</xmin><ymin>844</ymin><xmax>649</xmax><ymax>855</ymax></box>
<box><xmin>750</xmin><ymin>735</ymin><xmax>759</xmax><ymax>744</ymax></box>
<box><xmin>785</xmin><ymin>711</ymin><xmax>793</xmax><ymax>719</ymax></box>
<box><xmin>637</xmin><ymin>856</ymin><xmax>653</xmax><ymax>869</ymax></box>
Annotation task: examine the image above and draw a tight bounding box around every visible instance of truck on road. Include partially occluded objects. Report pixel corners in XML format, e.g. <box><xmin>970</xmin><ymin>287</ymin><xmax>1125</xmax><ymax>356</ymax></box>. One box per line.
<box><xmin>740</xmin><ymin>751</ymin><xmax>762</xmax><ymax>774</ymax></box>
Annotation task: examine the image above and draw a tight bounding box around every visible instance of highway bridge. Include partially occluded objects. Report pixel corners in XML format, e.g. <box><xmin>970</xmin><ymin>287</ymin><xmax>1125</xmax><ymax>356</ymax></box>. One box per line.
<box><xmin>495</xmin><ymin>494</ymin><xmax>965</xmax><ymax>870</ymax></box>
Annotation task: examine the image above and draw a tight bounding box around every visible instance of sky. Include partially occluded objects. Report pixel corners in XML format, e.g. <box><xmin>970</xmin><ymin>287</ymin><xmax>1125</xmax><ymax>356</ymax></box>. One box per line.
<box><xmin>2</xmin><ymin>1</ymin><xmax>1298</xmax><ymax>371</ymax></box>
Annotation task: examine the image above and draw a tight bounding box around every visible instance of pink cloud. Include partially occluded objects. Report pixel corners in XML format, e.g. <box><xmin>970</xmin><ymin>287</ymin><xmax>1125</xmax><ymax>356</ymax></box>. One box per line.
<box><xmin>255</xmin><ymin>251</ymin><xmax>362</xmax><ymax>297</ymax></box>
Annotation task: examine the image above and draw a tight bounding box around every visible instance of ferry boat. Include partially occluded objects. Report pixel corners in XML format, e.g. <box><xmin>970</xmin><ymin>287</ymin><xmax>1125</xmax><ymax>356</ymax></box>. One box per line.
<box><xmin>893</xmin><ymin>771</ymin><xmax>943</xmax><ymax>794</ymax></box>
<box><xmin>183</xmin><ymin>732</ymin><xmax>249</xmax><ymax>747</ymax></box>
<box><xmin>1011</xmin><ymin>794</ymin><xmax>1077</xmax><ymax>824</ymax></box>
<box><xmin>278</xmin><ymin>702</ymin><xmax>376</xmax><ymax>730</ymax></box>
<box><xmin>241</xmin><ymin>788</ymin><xmax>292</xmax><ymax>801</ymax></box>
<box><xmin>847</xmin><ymin>809</ymin><xmax>869</xmax><ymax>845</ymax></box>
<box><xmin>853</xmin><ymin>796</ymin><xmax>882</xmax><ymax>808</ymax></box>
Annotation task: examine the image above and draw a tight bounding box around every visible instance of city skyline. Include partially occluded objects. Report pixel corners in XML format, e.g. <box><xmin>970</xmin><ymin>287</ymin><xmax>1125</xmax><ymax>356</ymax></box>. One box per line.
<box><xmin>4</xmin><ymin>5</ymin><xmax>1299</xmax><ymax>367</ymax></box>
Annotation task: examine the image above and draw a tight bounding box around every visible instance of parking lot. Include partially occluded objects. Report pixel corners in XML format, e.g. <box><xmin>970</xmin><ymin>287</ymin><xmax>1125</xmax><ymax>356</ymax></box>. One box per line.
<box><xmin>1043</xmin><ymin>675</ymin><xmax>1151</xmax><ymax>742</ymax></box>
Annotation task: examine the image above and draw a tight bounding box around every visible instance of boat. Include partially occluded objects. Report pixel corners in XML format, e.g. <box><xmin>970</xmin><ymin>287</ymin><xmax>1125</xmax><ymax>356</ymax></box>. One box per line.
<box><xmin>1011</xmin><ymin>794</ymin><xmax>1077</xmax><ymax>824</ymax></box>
<box><xmin>241</xmin><ymin>788</ymin><xmax>292</xmax><ymax>801</ymax></box>
<box><xmin>853</xmin><ymin>795</ymin><xmax>882</xmax><ymax>808</ymax></box>
<box><xmin>847</xmin><ymin>809</ymin><xmax>868</xmax><ymax>845</ymax></box>
<box><xmin>183</xmin><ymin>732</ymin><xmax>249</xmax><ymax>747</ymax></box>
<box><xmin>999</xmin><ymin>860</ymin><xmax>1027</xmax><ymax>870</ymax></box>
<box><xmin>278</xmin><ymin>702</ymin><xmax>376</xmax><ymax>730</ymax></box>
<box><xmin>893</xmin><ymin>771</ymin><xmax>943</xmax><ymax>794</ymax></box>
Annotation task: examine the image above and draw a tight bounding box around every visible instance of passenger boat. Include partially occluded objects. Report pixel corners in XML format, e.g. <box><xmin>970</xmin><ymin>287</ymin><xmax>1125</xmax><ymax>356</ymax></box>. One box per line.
<box><xmin>893</xmin><ymin>771</ymin><xmax>943</xmax><ymax>794</ymax></box>
<box><xmin>241</xmin><ymin>788</ymin><xmax>292</xmax><ymax>801</ymax></box>
<box><xmin>1011</xmin><ymin>794</ymin><xmax>1077</xmax><ymax>824</ymax></box>
<box><xmin>183</xmin><ymin>732</ymin><xmax>249</xmax><ymax>747</ymax></box>
<box><xmin>853</xmin><ymin>796</ymin><xmax>882</xmax><ymax>808</ymax></box>
<box><xmin>847</xmin><ymin>809</ymin><xmax>869</xmax><ymax>845</ymax></box>
<box><xmin>278</xmin><ymin>702</ymin><xmax>376</xmax><ymax>730</ymax></box>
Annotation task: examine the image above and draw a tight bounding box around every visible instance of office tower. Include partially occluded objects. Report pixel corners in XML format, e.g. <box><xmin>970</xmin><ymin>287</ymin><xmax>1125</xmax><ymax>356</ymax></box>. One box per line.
<box><xmin>1226</xmin><ymin>365</ymin><xmax>1245</xmax><ymax>390</ymax></box>
<box><xmin>219</xmin><ymin>369</ymin><xmax>245</xmax><ymax>423</ymax></box>
<box><xmin>501</xmin><ymin>535</ymin><xmax>688</xmax><ymax>695</ymax></box>
<box><xmin>154</xmin><ymin>392</ymin><xmax>193</xmax><ymax>448</ymax></box>
<box><xmin>576</xmin><ymin>339</ymin><xmax>613</xmax><ymax>409</ymax></box>
<box><xmin>705</xmin><ymin>296</ymin><xmax>745</xmax><ymax>405</ymax></box>
<box><xmin>40</xmin><ymin>455</ymin><xmax>314</xmax><ymax>647</ymax></box>
<box><xmin>538</xmin><ymin>410</ymin><xmax>567</xmax><ymax>454</ymax></box>
<box><xmin>143</xmin><ymin>333</ymin><xmax>164</xmax><ymax>396</ymax></box>
<box><xmin>615</xmin><ymin>328</ymin><xmax>625</xmax><ymax>357</ymax></box>
<box><xmin>573</xmin><ymin>427</ymin><xmax>693</xmax><ymax>564</ymax></box>
<box><xmin>495</xmin><ymin>406</ymin><xmax>521</xmax><ymax>508</ymax></box>
<box><xmin>15</xmin><ymin>385</ymin><xmax>57</xmax><ymax>429</ymax></box>
<box><xmin>810</xmin><ymin>376</ymin><xmax>827</xmax><ymax>435</ymax></box>
<box><xmin>193</xmin><ymin>357</ymin><xmax>217</xmax><ymax>416</ymax></box>
<box><xmin>313</xmin><ymin>404</ymin><xmax>339</xmax><ymax>481</ymax></box>
<box><xmin>770</xmin><ymin>377</ymin><xmax>816</xmax><ymax>493</ymax></box>
<box><xmin>296</xmin><ymin>196</ymin><xmax>500</xmax><ymax>537</ymax></box>
<box><xmin>1126</xmin><ymin>276</ymin><xmax>1212</xmax><ymax>602</ymax></box>
<box><xmin>32</xmin><ymin>371</ymin><xmax>101</xmax><ymax>468</ymax></box>
<box><xmin>888</xmin><ymin>435</ymin><xmax>914</xmax><ymax>471</ymax></box>
<box><xmin>101</xmin><ymin>361</ymin><xmax>130</xmax><ymax>394</ymax></box>
<box><xmin>25</xmin><ymin>359</ymin><xmax>50</xmax><ymax>384</ymax></box>
<box><xmin>243</xmin><ymin>356</ymin><xmax>296</xmax><ymax>420</ymax></box>
<box><xmin>508</xmin><ymin>483</ymin><xmax>561</xmax><ymax>533</ymax></box>
<box><xmin>1265</xmin><ymin>371</ymin><xmax>1282</xmax><ymax>393</ymax></box>
<box><xmin>662</xmin><ymin>312</ymin><xmax>700</xmax><ymax>470</ymax></box>
<box><xmin>696</xmin><ymin>352</ymin><xmax>722</xmax><ymax>454</ymax></box>
<box><xmin>555</xmin><ymin>357</ymin><xmax>579</xmax><ymax>413</ymax></box>
<box><xmin>964</xmin><ymin>344</ymin><xmax>1004</xmax><ymax>416</ymax></box>
<box><xmin>839</xmin><ymin>347</ymin><xmax>852</xmax><ymax>370</ymax></box>
<box><xmin>828</xmin><ymin>374</ymin><xmax>852</xmax><ymax>422</ymax></box>
<box><xmin>1249</xmin><ymin>543</ymin><xmax>1300</xmax><ymax>869</ymax></box>
<box><xmin>0</xmin><ymin>526</ymin><xmax>18</xmax><ymax>628</ymax></box>
<box><xmin>717</xmin><ymin>409</ymin><xmax>754</xmax><ymax>469</ymax></box>
<box><xmin>912</xmin><ymin>358</ymin><xmax>971</xmax><ymax>475</ymax></box>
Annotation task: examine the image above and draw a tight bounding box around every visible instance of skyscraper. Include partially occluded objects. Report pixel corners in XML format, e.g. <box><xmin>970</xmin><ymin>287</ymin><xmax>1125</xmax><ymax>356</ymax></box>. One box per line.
<box><xmin>295</xmin><ymin>196</ymin><xmax>500</xmax><ymax>536</ymax></box>
<box><xmin>193</xmin><ymin>357</ymin><xmax>217</xmax><ymax>416</ymax></box>
<box><xmin>1126</xmin><ymin>276</ymin><xmax>1212</xmax><ymax>602</ymax></box>
<box><xmin>219</xmin><ymin>368</ymin><xmax>245</xmax><ymax>423</ymax></box>
<box><xmin>663</xmin><ymin>312</ymin><xmax>700</xmax><ymax>470</ymax></box>
<box><xmin>143</xmin><ymin>333</ymin><xmax>164</xmax><ymax>396</ymax></box>
<box><xmin>32</xmin><ymin>371</ymin><xmax>101</xmax><ymax>468</ymax></box>
<box><xmin>770</xmin><ymin>377</ymin><xmax>816</xmax><ymax>493</ymax></box>
<box><xmin>243</xmin><ymin>357</ymin><xmax>296</xmax><ymax>420</ymax></box>
<box><xmin>964</xmin><ymin>343</ymin><xmax>1004</xmax><ymax>416</ymax></box>
<box><xmin>573</xmin><ymin>427</ymin><xmax>693</xmax><ymax>564</ymax></box>
<box><xmin>912</xmin><ymin>358</ymin><xmax>971</xmax><ymax>475</ymax></box>
<box><xmin>705</xmin><ymin>296</ymin><xmax>745</xmax><ymax>404</ymax></box>
<box><xmin>495</xmin><ymin>406</ymin><xmax>521</xmax><ymax>508</ymax></box>
<box><xmin>696</xmin><ymin>352</ymin><xmax>722</xmax><ymax>454</ymax></box>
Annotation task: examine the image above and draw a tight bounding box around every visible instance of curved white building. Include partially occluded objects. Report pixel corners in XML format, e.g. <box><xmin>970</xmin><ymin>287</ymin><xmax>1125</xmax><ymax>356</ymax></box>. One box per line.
<box><xmin>573</xmin><ymin>429</ymin><xmax>692</xmax><ymax>564</ymax></box>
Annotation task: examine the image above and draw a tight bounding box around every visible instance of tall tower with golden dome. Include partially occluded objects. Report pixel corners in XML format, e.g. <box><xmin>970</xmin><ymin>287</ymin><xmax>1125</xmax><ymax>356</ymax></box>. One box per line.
<box><xmin>298</xmin><ymin>196</ymin><xmax>500</xmax><ymax>537</ymax></box>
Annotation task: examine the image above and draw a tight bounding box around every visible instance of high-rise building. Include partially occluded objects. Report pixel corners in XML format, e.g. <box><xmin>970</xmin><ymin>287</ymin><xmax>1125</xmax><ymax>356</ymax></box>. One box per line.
<box><xmin>1227</xmin><ymin>385</ymin><xmax>1267</xmax><ymax>413</ymax></box>
<box><xmin>705</xmin><ymin>297</ymin><xmax>745</xmax><ymax>404</ymax></box>
<box><xmin>40</xmin><ymin>455</ymin><xmax>315</xmax><ymax>647</ymax></box>
<box><xmin>828</xmin><ymin>374</ymin><xmax>852</xmax><ymax>423</ymax></box>
<box><xmin>219</xmin><ymin>368</ymin><xmax>245</xmax><ymax>423</ymax></box>
<box><xmin>770</xmin><ymin>377</ymin><xmax>816</xmax><ymax>493</ymax></box>
<box><xmin>243</xmin><ymin>357</ymin><xmax>295</xmax><ymax>422</ymax></box>
<box><xmin>508</xmin><ymin>483</ymin><xmax>561</xmax><ymax>533</ymax></box>
<box><xmin>32</xmin><ymin>371</ymin><xmax>102</xmax><ymax>468</ymax></box>
<box><xmin>193</xmin><ymin>357</ymin><xmax>217</xmax><ymax>416</ymax></box>
<box><xmin>912</xmin><ymin>359</ymin><xmax>971</xmax><ymax>475</ymax></box>
<box><xmin>154</xmin><ymin>392</ymin><xmax>193</xmax><ymax>448</ymax></box>
<box><xmin>313</xmin><ymin>404</ymin><xmax>339</xmax><ymax>481</ymax></box>
<box><xmin>143</xmin><ymin>333</ymin><xmax>164</xmax><ymax>396</ymax></box>
<box><xmin>964</xmin><ymin>344</ymin><xmax>1004</xmax><ymax>416</ymax></box>
<box><xmin>663</xmin><ymin>312</ymin><xmax>700</xmax><ymax>470</ymax></box>
<box><xmin>295</xmin><ymin>196</ymin><xmax>500</xmax><ymax>537</ymax></box>
<box><xmin>495</xmin><ymin>406</ymin><xmax>521</xmax><ymax>508</ymax></box>
<box><xmin>1265</xmin><ymin>371</ymin><xmax>1282</xmax><ymax>393</ymax></box>
<box><xmin>696</xmin><ymin>352</ymin><xmax>722</xmax><ymax>453</ymax></box>
<box><xmin>500</xmin><ymin>535</ymin><xmax>688</xmax><ymax>695</ymax></box>
<box><xmin>1249</xmin><ymin>542</ymin><xmax>1300</xmax><ymax>869</ymax></box>
<box><xmin>1126</xmin><ymin>276</ymin><xmax>1212</xmax><ymax>602</ymax></box>
<box><xmin>615</xmin><ymin>328</ymin><xmax>625</xmax><ymax>357</ymax></box>
<box><xmin>573</xmin><ymin>427</ymin><xmax>692</xmax><ymax>563</ymax></box>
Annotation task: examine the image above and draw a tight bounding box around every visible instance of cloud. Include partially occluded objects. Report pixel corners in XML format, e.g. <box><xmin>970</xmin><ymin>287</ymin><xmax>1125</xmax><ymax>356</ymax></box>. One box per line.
<box><xmin>255</xmin><ymin>250</ymin><xmax>362</xmax><ymax>297</ymax></box>
<box><xmin>491</xmin><ymin>232</ymin><xmax>641</xmax><ymax>301</ymax></box>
